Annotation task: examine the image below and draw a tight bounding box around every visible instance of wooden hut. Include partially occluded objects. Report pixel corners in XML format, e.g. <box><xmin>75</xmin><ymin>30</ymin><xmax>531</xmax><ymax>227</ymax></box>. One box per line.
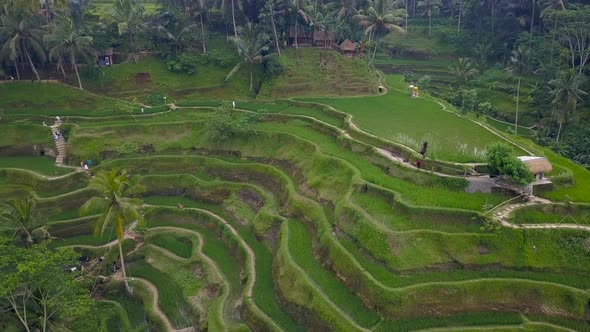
<box><xmin>517</xmin><ymin>156</ymin><xmax>553</xmax><ymax>195</ymax></box>
<box><xmin>98</xmin><ymin>48</ymin><xmax>114</xmax><ymax>66</ymax></box>
<box><xmin>339</xmin><ymin>39</ymin><xmax>356</xmax><ymax>57</ymax></box>
<box><xmin>288</xmin><ymin>27</ymin><xmax>312</xmax><ymax>46</ymax></box>
<box><xmin>518</xmin><ymin>156</ymin><xmax>552</xmax><ymax>180</ymax></box>
<box><xmin>313</xmin><ymin>30</ymin><xmax>334</xmax><ymax>48</ymax></box>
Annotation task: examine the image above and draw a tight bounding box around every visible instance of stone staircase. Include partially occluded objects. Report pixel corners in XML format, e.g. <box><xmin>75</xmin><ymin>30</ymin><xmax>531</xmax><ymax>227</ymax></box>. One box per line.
<box><xmin>51</xmin><ymin>124</ymin><xmax>66</xmax><ymax>166</ymax></box>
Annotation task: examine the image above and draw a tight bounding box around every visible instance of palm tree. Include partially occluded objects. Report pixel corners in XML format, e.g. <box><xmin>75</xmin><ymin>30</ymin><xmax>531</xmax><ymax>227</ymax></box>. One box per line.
<box><xmin>549</xmin><ymin>70</ymin><xmax>587</xmax><ymax>143</ymax></box>
<box><xmin>507</xmin><ymin>46</ymin><xmax>530</xmax><ymax>136</ymax></box>
<box><xmin>288</xmin><ymin>0</ymin><xmax>313</xmax><ymax>48</ymax></box>
<box><xmin>218</xmin><ymin>0</ymin><xmax>242</xmax><ymax>37</ymax></box>
<box><xmin>417</xmin><ymin>0</ymin><xmax>441</xmax><ymax>38</ymax></box>
<box><xmin>44</xmin><ymin>15</ymin><xmax>94</xmax><ymax>90</ymax></box>
<box><xmin>0</xmin><ymin>196</ymin><xmax>45</xmax><ymax>247</ymax></box>
<box><xmin>155</xmin><ymin>15</ymin><xmax>197</xmax><ymax>56</ymax></box>
<box><xmin>80</xmin><ymin>170</ymin><xmax>143</xmax><ymax>293</ymax></box>
<box><xmin>111</xmin><ymin>0</ymin><xmax>145</xmax><ymax>61</ymax></box>
<box><xmin>226</xmin><ymin>22</ymin><xmax>271</xmax><ymax>93</ymax></box>
<box><xmin>449</xmin><ymin>57</ymin><xmax>478</xmax><ymax>87</ymax></box>
<box><xmin>0</xmin><ymin>10</ymin><xmax>46</xmax><ymax>81</ymax></box>
<box><xmin>354</xmin><ymin>0</ymin><xmax>406</xmax><ymax>64</ymax></box>
<box><xmin>196</xmin><ymin>0</ymin><xmax>209</xmax><ymax>54</ymax></box>
<box><xmin>540</xmin><ymin>0</ymin><xmax>566</xmax><ymax>64</ymax></box>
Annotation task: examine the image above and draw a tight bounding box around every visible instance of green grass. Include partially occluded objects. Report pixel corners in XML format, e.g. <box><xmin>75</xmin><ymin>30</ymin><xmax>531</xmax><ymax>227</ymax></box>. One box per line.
<box><xmin>127</xmin><ymin>261</ymin><xmax>196</xmax><ymax>329</ymax></box>
<box><xmin>103</xmin><ymin>283</ymin><xmax>150</xmax><ymax>330</ymax></box>
<box><xmin>288</xmin><ymin>220</ymin><xmax>381</xmax><ymax>328</ymax></box>
<box><xmin>0</xmin><ymin>82</ymin><xmax>136</xmax><ymax>116</ymax></box>
<box><xmin>79</xmin><ymin>50</ymin><xmax>252</xmax><ymax>102</ymax></box>
<box><xmin>0</xmin><ymin>157</ymin><xmax>72</xmax><ymax>175</ymax></box>
<box><xmin>258</xmin><ymin>48</ymin><xmax>380</xmax><ymax>98</ymax></box>
<box><xmin>511</xmin><ymin>204</ymin><xmax>590</xmax><ymax>225</ymax></box>
<box><xmin>148</xmin><ymin>232</ymin><xmax>194</xmax><ymax>258</ymax></box>
<box><xmin>375</xmin><ymin>312</ymin><xmax>524</xmax><ymax>331</ymax></box>
<box><xmin>302</xmin><ymin>75</ymin><xmax>526</xmax><ymax>162</ymax></box>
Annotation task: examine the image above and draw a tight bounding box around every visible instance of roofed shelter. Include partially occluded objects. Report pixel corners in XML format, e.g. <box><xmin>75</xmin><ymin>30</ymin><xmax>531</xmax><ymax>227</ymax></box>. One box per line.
<box><xmin>517</xmin><ymin>156</ymin><xmax>553</xmax><ymax>195</ymax></box>
<box><xmin>339</xmin><ymin>39</ymin><xmax>356</xmax><ymax>57</ymax></box>
<box><xmin>518</xmin><ymin>156</ymin><xmax>552</xmax><ymax>180</ymax></box>
<box><xmin>313</xmin><ymin>30</ymin><xmax>334</xmax><ymax>48</ymax></box>
<box><xmin>98</xmin><ymin>48</ymin><xmax>114</xmax><ymax>66</ymax></box>
<box><xmin>288</xmin><ymin>26</ymin><xmax>312</xmax><ymax>46</ymax></box>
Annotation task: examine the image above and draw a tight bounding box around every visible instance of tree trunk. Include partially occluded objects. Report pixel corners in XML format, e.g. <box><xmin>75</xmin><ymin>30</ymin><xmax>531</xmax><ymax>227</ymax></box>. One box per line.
<box><xmin>58</xmin><ymin>56</ymin><xmax>67</xmax><ymax>79</ymax></box>
<box><xmin>550</xmin><ymin>14</ymin><xmax>558</xmax><ymax>64</ymax></box>
<box><xmin>8</xmin><ymin>295</ymin><xmax>31</xmax><ymax>332</ymax></box>
<box><xmin>200</xmin><ymin>13</ymin><xmax>207</xmax><ymax>54</ymax></box>
<box><xmin>428</xmin><ymin>12</ymin><xmax>432</xmax><ymax>38</ymax></box>
<box><xmin>231</xmin><ymin>0</ymin><xmax>238</xmax><ymax>37</ymax></box>
<box><xmin>491</xmin><ymin>0</ymin><xmax>494</xmax><ymax>39</ymax></box>
<box><xmin>14</xmin><ymin>61</ymin><xmax>20</xmax><ymax>80</ymax></box>
<box><xmin>528</xmin><ymin>0</ymin><xmax>535</xmax><ymax>48</ymax></box>
<box><xmin>368</xmin><ymin>42</ymin><xmax>378</xmax><ymax>65</ymax></box>
<box><xmin>24</xmin><ymin>47</ymin><xmax>40</xmax><ymax>81</ymax></box>
<box><xmin>405</xmin><ymin>0</ymin><xmax>408</xmax><ymax>32</ymax></box>
<box><xmin>556</xmin><ymin>119</ymin><xmax>562</xmax><ymax>143</ymax></box>
<box><xmin>295</xmin><ymin>19</ymin><xmax>299</xmax><ymax>49</ymax></box>
<box><xmin>514</xmin><ymin>76</ymin><xmax>521</xmax><ymax>136</ymax></box>
<box><xmin>271</xmin><ymin>7</ymin><xmax>281</xmax><ymax>56</ymax></box>
<box><xmin>71</xmin><ymin>49</ymin><xmax>83</xmax><ymax>90</ymax></box>
<box><xmin>249</xmin><ymin>62</ymin><xmax>253</xmax><ymax>92</ymax></box>
<box><xmin>457</xmin><ymin>0</ymin><xmax>463</xmax><ymax>32</ymax></box>
<box><xmin>118</xmin><ymin>240</ymin><xmax>132</xmax><ymax>293</ymax></box>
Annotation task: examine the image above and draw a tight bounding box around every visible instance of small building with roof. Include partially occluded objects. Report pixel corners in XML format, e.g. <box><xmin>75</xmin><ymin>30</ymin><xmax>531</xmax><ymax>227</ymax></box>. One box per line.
<box><xmin>288</xmin><ymin>26</ymin><xmax>312</xmax><ymax>46</ymax></box>
<box><xmin>339</xmin><ymin>39</ymin><xmax>356</xmax><ymax>57</ymax></box>
<box><xmin>517</xmin><ymin>156</ymin><xmax>553</xmax><ymax>195</ymax></box>
<box><xmin>98</xmin><ymin>48</ymin><xmax>114</xmax><ymax>66</ymax></box>
<box><xmin>313</xmin><ymin>30</ymin><xmax>334</xmax><ymax>48</ymax></box>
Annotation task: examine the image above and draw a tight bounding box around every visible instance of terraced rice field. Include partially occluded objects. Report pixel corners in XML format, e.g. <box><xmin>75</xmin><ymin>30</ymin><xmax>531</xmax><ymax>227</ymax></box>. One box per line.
<box><xmin>1</xmin><ymin>82</ymin><xmax>590</xmax><ymax>331</ymax></box>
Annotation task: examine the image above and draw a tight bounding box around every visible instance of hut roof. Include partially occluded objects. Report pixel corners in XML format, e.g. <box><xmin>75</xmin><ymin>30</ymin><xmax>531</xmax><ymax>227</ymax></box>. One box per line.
<box><xmin>339</xmin><ymin>39</ymin><xmax>356</xmax><ymax>51</ymax></box>
<box><xmin>104</xmin><ymin>47</ymin><xmax>114</xmax><ymax>56</ymax></box>
<box><xmin>288</xmin><ymin>26</ymin><xmax>310</xmax><ymax>38</ymax></box>
<box><xmin>313</xmin><ymin>30</ymin><xmax>333</xmax><ymax>41</ymax></box>
<box><xmin>517</xmin><ymin>156</ymin><xmax>553</xmax><ymax>174</ymax></box>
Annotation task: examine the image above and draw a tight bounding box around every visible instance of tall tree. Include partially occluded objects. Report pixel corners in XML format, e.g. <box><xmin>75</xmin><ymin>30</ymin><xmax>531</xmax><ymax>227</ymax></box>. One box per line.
<box><xmin>449</xmin><ymin>57</ymin><xmax>478</xmax><ymax>87</ymax></box>
<box><xmin>111</xmin><ymin>0</ymin><xmax>145</xmax><ymax>61</ymax></box>
<box><xmin>354</xmin><ymin>0</ymin><xmax>406</xmax><ymax>64</ymax></box>
<box><xmin>0</xmin><ymin>9</ymin><xmax>46</xmax><ymax>81</ymax></box>
<box><xmin>44</xmin><ymin>15</ymin><xmax>94</xmax><ymax>90</ymax></box>
<box><xmin>507</xmin><ymin>45</ymin><xmax>530</xmax><ymax>136</ymax></box>
<box><xmin>79</xmin><ymin>169</ymin><xmax>143</xmax><ymax>293</ymax></box>
<box><xmin>226</xmin><ymin>22</ymin><xmax>272</xmax><ymax>92</ymax></box>
<box><xmin>549</xmin><ymin>70</ymin><xmax>587</xmax><ymax>143</ymax></box>
<box><xmin>417</xmin><ymin>0</ymin><xmax>441</xmax><ymax>38</ymax></box>
<box><xmin>0</xmin><ymin>239</ymin><xmax>91</xmax><ymax>332</ymax></box>
<box><xmin>540</xmin><ymin>0</ymin><xmax>566</xmax><ymax>64</ymax></box>
<box><xmin>558</xmin><ymin>6</ymin><xmax>590</xmax><ymax>74</ymax></box>
<box><xmin>0</xmin><ymin>196</ymin><xmax>45</xmax><ymax>247</ymax></box>
<box><xmin>154</xmin><ymin>14</ymin><xmax>197</xmax><ymax>56</ymax></box>
<box><xmin>288</xmin><ymin>0</ymin><xmax>313</xmax><ymax>48</ymax></box>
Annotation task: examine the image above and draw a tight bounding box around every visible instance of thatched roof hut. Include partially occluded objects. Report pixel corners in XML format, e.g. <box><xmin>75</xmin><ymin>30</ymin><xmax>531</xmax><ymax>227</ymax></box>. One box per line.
<box><xmin>339</xmin><ymin>39</ymin><xmax>356</xmax><ymax>57</ymax></box>
<box><xmin>313</xmin><ymin>30</ymin><xmax>334</xmax><ymax>48</ymax></box>
<box><xmin>517</xmin><ymin>156</ymin><xmax>552</xmax><ymax>176</ymax></box>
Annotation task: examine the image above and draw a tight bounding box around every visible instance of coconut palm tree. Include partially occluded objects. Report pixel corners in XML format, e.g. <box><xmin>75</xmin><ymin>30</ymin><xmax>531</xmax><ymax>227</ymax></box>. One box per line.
<box><xmin>540</xmin><ymin>0</ymin><xmax>566</xmax><ymax>64</ymax></box>
<box><xmin>549</xmin><ymin>70</ymin><xmax>587</xmax><ymax>143</ymax></box>
<box><xmin>80</xmin><ymin>170</ymin><xmax>143</xmax><ymax>293</ymax></box>
<box><xmin>111</xmin><ymin>0</ymin><xmax>145</xmax><ymax>61</ymax></box>
<box><xmin>507</xmin><ymin>45</ymin><xmax>530</xmax><ymax>136</ymax></box>
<box><xmin>218</xmin><ymin>0</ymin><xmax>242</xmax><ymax>37</ymax></box>
<box><xmin>449</xmin><ymin>57</ymin><xmax>478</xmax><ymax>87</ymax></box>
<box><xmin>155</xmin><ymin>14</ymin><xmax>197</xmax><ymax>56</ymax></box>
<box><xmin>288</xmin><ymin>0</ymin><xmax>314</xmax><ymax>48</ymax></box>
<box><xmin>44</xmin><ymin>15</ymin><xmax>94</xmax><ymax>90</ymax></box>
<box><xmin>0</xmin><ymin>196</ymin><xmax>45</xmax><ymax>247</ymax></box>
<box><xmin>354</xmin><ymin>0</ymin><xmax>406</xmax><ymax>64</ymax></box>
<box><xmin>226</xmin><ymin>22</ymin><xmax>271</xmax><ymax>93</ymax></box>
<box><xmin>417</xmin><ymin>0</ymin><xmax>441</xmax><ymax>38</ymax></box>
<box><xmin>0</xmin><ymin>10</ymin><xmax>46</xmax><ymax>81</ymax></box>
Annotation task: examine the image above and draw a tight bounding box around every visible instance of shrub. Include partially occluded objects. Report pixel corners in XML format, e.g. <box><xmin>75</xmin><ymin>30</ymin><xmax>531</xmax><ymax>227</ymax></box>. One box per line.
<box><xmin>264</xmin><ymin>57</ymin><xmax>284</xmax><ymax>80</ymax></box>
<box><xmin>486</xmin><ymin>143</ymin><xmax>534</xmax><ymax>185</ymax></box>
<box><xmin>117</xmin><ymin>142</ymin><xmax>139</xmax><ymax>156</ymax></box>
<box><xmin>166</xmin><ymin>53</ymin><xmax>199</xmax><ymax>75</ymax></box>
<box><xmin>416</xmin><ymin>75</ymin><xmax>431</xmax><ymax>91</ymax></box>
<box><xmin>145</xmin><ymin>92</ymin><xmax>166</xmax><ymax>106</ymax></box>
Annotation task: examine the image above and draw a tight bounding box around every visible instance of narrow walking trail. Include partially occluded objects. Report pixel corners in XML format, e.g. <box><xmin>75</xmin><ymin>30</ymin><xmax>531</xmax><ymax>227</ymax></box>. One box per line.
<box><xmin>50</xmin><ymin>123</ymin><xmax>67</xmax><ymax>166</ymax></box>
<box><xmin>491</xmin><ymin>197</ymin><xmax>590</xmax><ymax>232</ymax></box>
